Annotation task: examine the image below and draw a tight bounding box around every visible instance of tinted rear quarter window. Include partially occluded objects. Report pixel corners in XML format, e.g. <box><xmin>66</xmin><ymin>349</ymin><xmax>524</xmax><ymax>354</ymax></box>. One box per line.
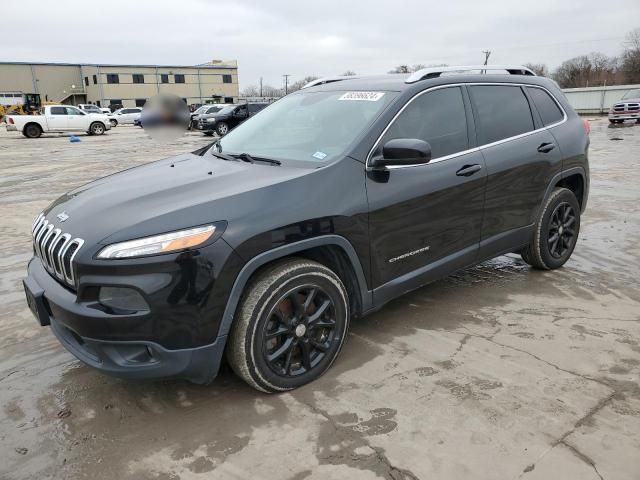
<box><xmin>470</xmin><ymin>85</ymin><xmax>534</xmax><ymax>144</ymax></box>
<box><xmin>50</xmin><ymin>107</ymin><xmax>66</xmax><ymax>115</ymax></box>
<box><xmin>381</xmin><ymin>86</ymin><xmax>468</xmax><ymax>160</ymax></box>
<box><xmin>527</xmin><ymin>87</ymin><xmax>564</xmax><ymax>126</ymax></box>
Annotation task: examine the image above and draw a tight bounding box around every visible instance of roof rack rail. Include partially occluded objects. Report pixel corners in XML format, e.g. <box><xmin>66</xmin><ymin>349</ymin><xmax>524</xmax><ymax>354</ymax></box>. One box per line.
<box><xmin>302</xmin><ymin>75</ymin><xmax>360</xmax><ymax>89</ymax></box>
<box><xmin>405</xmin><ymin>65</ymin><xmax>536</xmax><ymax>83</ymax></box>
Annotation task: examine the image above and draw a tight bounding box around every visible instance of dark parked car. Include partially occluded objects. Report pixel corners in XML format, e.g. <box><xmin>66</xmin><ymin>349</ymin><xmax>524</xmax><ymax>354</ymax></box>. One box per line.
<box><xmin>189</xmin><ymin>104</ymin><xmax>229</xmax><ymax>130</ymax></box>
<box><xmin>23</xmin><ymin>65</ymin><xmax>589</xmax><ymax>392</ymax></box>
<box><xmin>197</xmin><ymin>103</ymin><xmax>268</xmax><ymax>136</ymax></box>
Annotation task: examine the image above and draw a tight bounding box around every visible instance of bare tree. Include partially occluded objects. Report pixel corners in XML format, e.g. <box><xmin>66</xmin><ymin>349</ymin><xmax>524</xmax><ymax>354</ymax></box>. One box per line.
<box><xmin>388</xmin><ymin>65</ymin><xmax>410</xmax><ymax>74</ymax></box>
<box><xmin>287</xmin><ymin>76</ymin><xmax>319</xmax><ymax>93</ymax></box>
<box><xmin>524</xmin><ymin>63</ymin><xmax>549</xmax><ymax>76</ymax></box>
<box><xmin>621</xmin><ymin>28</ymin><xmax>640</xmax><ymax>83</ymax></box>
<box><xmin>240</xmin><ymin>85</ymin><xmax>260</xmax><ymax>97</ymax></box>
<box><xmin>341</xmin><ymin>70</ymin><xmax>357</xmax><ymax>76</ymax></box>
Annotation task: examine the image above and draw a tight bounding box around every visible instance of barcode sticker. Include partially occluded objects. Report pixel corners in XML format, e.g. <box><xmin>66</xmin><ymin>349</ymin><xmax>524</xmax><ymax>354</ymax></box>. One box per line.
<box><xmin>338</xmin><ymin>92</ymin><xmax>385</xmax><ymax>102</ymax></box>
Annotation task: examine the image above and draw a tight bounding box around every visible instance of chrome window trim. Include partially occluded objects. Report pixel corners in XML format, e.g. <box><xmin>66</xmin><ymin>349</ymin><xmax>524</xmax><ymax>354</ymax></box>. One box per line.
<box><xmin>365</xmin><ymin>82</ymin><xmax>568</xmax><ymax>171</ymax></box>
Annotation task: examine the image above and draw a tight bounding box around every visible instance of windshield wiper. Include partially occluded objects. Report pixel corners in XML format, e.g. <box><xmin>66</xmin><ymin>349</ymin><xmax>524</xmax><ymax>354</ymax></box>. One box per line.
<box><xmin>210</xmin><ymin>147</ymin><xmax>237</xmax><ymax>162</ymax></box>
<box><xmin>233</xmin><ymin>153</ymin><xmax>281</xmax><ymax>166</ymax></box>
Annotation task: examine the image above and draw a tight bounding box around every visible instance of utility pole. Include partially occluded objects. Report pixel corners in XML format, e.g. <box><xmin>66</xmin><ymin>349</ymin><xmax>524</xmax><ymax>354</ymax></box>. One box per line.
<box><xmin>260</xmin><ymin>77</ymin><xmax>263</xmax><ymax>97</ymax></box>
<box><xmin>482</xmin><ymin>50</ymin><xmax>491</xmax><ymax>65</ymax></box>
<box><xmin>283</xmin><ymin>74</ymin><xmax>291</xmax><ymax>95</ymax></box>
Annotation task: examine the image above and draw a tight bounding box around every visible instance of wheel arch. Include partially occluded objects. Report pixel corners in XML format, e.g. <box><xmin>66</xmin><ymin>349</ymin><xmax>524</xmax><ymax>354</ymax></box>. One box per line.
<box><xmin>536</xmin><ymin>167</ymin><xmax>588</xmax><ymax>223</ymax></box>
<box><xmin>218</xmin><ymin>235</ymin><xmax>372</xmax><ymax>338</ymax></box>
<box><xmin>23</xmin><ymin>122</ymin><xmax>43</xmax><ymax>135</ymax></box>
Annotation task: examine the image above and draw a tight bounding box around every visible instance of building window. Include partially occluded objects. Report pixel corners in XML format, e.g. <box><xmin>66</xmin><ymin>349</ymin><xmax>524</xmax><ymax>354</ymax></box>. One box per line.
<box><xmin>107</xmin><ymin>74</ymin><xmax>119</xmax><ymax>84</ymax></box>
<box><xmin>96</xmin><ymin>100</ymin><xmax>101</xmax><ymax>107</ymax></box>
<box><xmin>174</xmin><ymin>74</ymin><xmax>185</xmax><ymax>83</ymax></box>
<box><xmin>160</xmin><ymin>74</ymin><xmax>169</xmax><ymax>84</ymax></box>
<box><xmin>84</xmin><ymin>76</ymin><xmax>89</xmax><ymax>86</ymax></box>
<box><xmin>92</xmin><ymin>74</ymin><xmax>97</xmax><ymax>84</ymax></box>
<box><xmin>135</xmin><ymin>99</ymin><xmax>146</xmax><ymax>107</ymax></box>
<box><xmin>224</xmin><ymin>97</ymin><xmax>234</xmax><ymax>103</ymax></box>
<box><xmin>132</xmin><ymin>74</ymin><xmax>145</xmax><ymax>84</ymax></box>
<box><xmin>222</xmin><ymin>74</ymin><xmax>232</xmax><ymax>84</ymax></box>
<box><xmin>109</xmin><ymin>99</ymin><xmax>122</xmax><ymax>106</ymax></box>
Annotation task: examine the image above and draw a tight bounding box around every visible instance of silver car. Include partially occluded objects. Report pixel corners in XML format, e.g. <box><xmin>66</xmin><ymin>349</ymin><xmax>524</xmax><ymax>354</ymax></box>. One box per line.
<box><xmin>609</xmin><ymin>89</ymin><xmax>640</xmax><ymax>124</ymax></box>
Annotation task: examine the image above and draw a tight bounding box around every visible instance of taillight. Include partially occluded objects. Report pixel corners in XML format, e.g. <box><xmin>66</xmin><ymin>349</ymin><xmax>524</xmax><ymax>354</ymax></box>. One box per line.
<box><xmin>8</xmin><ymin>117</ymin><xmax>14</xmax><ymax>125</ymax></box>
<box><xmin>583</xmin><ymin>119</ymin><xmax>590</xmax><ymax>135</ymax></box>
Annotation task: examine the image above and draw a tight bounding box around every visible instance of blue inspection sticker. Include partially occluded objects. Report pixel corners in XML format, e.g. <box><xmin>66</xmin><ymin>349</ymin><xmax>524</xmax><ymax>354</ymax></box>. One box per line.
<box><xmin>312</xmin><ymin>151</ymin><xmax>328</xmax><ymax>160</ymax></box>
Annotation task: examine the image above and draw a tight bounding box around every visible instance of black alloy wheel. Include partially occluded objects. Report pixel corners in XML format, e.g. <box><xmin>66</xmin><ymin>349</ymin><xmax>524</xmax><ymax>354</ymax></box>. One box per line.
<box><xmin>547</xmin><ymin>202</ymin><xmax>577</xmax><ymax>259</ymax></box>
<box><xmin>262</xmin><ymin>285</ymin><xmax>337</xmax><ymax>377</ymax></box>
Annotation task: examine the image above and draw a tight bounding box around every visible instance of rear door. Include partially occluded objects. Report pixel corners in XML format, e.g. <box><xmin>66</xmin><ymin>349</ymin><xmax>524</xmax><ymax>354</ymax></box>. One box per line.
<box><xmin>46</xmin><ymin>106</ymin><xmax>68</xmax><ymax>131</ymax></box>
<box><xmin>469</xmin><ymin>84</ymin><xmax>563</xmax><ymax>253</ymax></box>
<box><xmin>366</xmin><ymin>86</ymin><xmax>486</xmax><ymax>298</ymax></box>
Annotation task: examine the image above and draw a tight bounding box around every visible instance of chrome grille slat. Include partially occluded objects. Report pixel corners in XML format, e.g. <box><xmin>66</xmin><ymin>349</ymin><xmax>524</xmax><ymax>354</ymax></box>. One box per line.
<box><xmin>31</xmin><ymin>214</ymin><xmax>84</xmax><ymax>288</ymax></box>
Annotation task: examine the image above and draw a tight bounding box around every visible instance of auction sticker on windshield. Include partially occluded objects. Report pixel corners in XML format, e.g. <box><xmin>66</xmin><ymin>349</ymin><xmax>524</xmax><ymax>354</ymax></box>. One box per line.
<box><xmin>338</xmin><ymin>92</ymin><xmax>385</xmax><ymax>101</ymax></box>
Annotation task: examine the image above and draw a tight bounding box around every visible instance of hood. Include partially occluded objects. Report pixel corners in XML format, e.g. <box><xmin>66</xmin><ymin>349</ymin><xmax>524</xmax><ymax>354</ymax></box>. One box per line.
<box><xmin>43</xmin><ymin>153</ymin><xmax>310</xmax><ymax>248</ymax></box>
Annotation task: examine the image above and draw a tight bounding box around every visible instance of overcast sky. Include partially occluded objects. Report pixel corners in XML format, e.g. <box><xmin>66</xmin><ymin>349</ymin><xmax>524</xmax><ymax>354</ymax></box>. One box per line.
<box><xmin>3</xmin><ymin>0</ymin><xmax>638</xmax><ymax>89</ymax></box>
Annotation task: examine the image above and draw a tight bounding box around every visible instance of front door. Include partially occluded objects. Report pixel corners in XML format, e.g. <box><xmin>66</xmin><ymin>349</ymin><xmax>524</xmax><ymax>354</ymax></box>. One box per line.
<box><xmin>46</xmin><ymin>106</ymin><xmax>68</xmax><ymax>130</ymax></box>
<box><xmin>65</xmin><ymin>106</ymin><xmax>88</xmax><ymax>130</ymax></box>
<box><xmin>366</xmin><ymin>86</ymin><xmax>486</xmax><ymax>303</ymax></box>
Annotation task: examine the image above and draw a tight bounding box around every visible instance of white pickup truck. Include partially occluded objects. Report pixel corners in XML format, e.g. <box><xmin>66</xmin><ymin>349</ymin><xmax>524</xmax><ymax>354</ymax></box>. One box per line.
<box><xmin>6</xmin><ymin>105</ymin><xmax>112</xmax><ymax>138</ymax></box>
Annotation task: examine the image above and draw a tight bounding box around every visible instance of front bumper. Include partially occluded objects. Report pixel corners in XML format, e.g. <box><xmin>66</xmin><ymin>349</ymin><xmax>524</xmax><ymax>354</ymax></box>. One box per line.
<box><xmin>24</xmin><ymin>244</ymin><xmax>236</xmax><ymax>383</ymax></box>
<box><xmin>197</xmin><ymin>122</ymin><xmax>215</xmax><ymax>131</ymax></box>
<box><xmin>609</xmin><ymin>112</ymin><xmax>640</xmax><ymax>120</ymax></box>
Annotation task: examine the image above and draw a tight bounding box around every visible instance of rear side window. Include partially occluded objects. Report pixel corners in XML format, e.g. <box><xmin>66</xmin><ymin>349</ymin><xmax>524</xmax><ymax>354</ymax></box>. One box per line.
<box><xmin>527</xmin><ymin>87</ymin><xmax>564</xmax><ymax>126</ymax></box>
<box><xmin>50</xmin><ymin>107</ymin><xmax>66</xmax><ymax>115</ymax></box>
<box><xmin>470</xmin><ymin>85</ymin><xmax>534</xmax><ymax>144</ymax></box>
<box><xmin>249</xmin><ymin>104</ymin><xmax>266</xmax><ymax>113</ymax></box>
<box><xmin>381</xmin><ymin>86</ymin><xmax>468</xmax><ymax>160</ymax></box>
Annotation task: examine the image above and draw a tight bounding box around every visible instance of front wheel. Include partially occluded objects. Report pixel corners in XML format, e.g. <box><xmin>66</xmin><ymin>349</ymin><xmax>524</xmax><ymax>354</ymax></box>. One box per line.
<box><xmin>89</xmin><ymin>122</ymin><xmax>105</xmax><ymax>135</ymax></box>
<box><xmin>521</xmin><ymin>187</ymin><xmax>580</xmax><ymax>270</ymax></box>
<box><xmin>227</xmin><ymin>258</ymin><xmax>350</xmax><ymax>392</ymax></box>
<box><xmin>216</xmin><ymin>122</ymin><xmax>229</xmax><ymax>136</ymax></box>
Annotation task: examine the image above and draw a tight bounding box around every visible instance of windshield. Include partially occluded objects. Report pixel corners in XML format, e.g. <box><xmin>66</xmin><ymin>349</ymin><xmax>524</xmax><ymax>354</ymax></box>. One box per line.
<box><xmin>194</xmin><ymin>105</ymin><xmax>209</xmax><ymax>114</ymax></box>
<box><xmin>622</xmin><ymin>89</ymin><xmax>640</xmax><ymax>100</ymax></box>
<box><xmin>213</xmin><ymin>90</ymin><xmax>395</xmax><ymax>163</ymax></box>
<box><xmin>217</xmin><ymin>106</ymin><xmax>235</xmax><ymax>114</ymax></box>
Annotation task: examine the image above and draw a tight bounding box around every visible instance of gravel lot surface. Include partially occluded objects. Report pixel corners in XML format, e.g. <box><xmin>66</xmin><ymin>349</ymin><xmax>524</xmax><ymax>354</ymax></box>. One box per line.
<box><xmin>0</xmin><ymin>120</ymin><xmax>638</xmax><ymax>480</ymax></box>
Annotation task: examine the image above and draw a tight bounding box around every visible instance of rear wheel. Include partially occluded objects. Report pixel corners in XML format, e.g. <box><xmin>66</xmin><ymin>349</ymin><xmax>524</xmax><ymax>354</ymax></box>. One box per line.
<box><xmin>23</xmin><ymin>123</ymin><xmax>42</xmax><ymax>138</ymax></box>
<box><xmin>227</xmin><ymin>258</ymin><xmax>349</xmax><ymax>392</ymax></box>
<box><xmin>521</xmin><ymin>187</ymin><xmax>580</xmax><ymax>270</ymax></box>
<box><xmin>109</xmin><ymin>119</ymin><xmax>117</xmax><ymax>127</ymax></box>
<box><xmin>89</xmin><ymin>122</ymin><xmax>105</xmax><ymax>135</ymax></box>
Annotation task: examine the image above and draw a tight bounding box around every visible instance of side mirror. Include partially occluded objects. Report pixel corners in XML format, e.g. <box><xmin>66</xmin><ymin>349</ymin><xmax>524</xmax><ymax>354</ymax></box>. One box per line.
<box><xmin>370</xmin><ymin>138</ymin><xmax>432</xmax><ymax>169</ymax></box>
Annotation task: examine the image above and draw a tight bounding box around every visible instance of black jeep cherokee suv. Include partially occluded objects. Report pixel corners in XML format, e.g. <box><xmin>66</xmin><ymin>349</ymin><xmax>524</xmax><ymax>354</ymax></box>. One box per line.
<box><xmin>23</xmin><ymin>65</ymin><xmax>589</xmax><ymax>392</ymax></box>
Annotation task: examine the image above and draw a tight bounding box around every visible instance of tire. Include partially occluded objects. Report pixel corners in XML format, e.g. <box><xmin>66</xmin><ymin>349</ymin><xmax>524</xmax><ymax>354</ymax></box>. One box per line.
<box><xmin>109</xmin><ymin>119</ymin><xmax>117</xmax><ymax>127</ymax></box>
<box><xmin>227</xmin><ymin>258</ymin><xmax>350</xmax><ymax>393</ymax></box>
<box><xmin>609</xmin><ymin>119</ymin><xmax>616</xmax><ymax>124</ymax></box>
<box><xmin>521</xmin><ymin>187</ymin><xmax>581</xmax><ymax>270</ymax></box>
<box><xmin>216</xmin><ymin>122</ymin><xmax>229</xmax><ymax>136</ymax></box>
<box><xmin>23</xmin><ymin>123</ymin><xmax>42</xmax><ymax>138</ymax></box>
<box><xmin>89</xmin><ymin>122</ymin><xmax>105</xmax><ymax>135</ymax></box>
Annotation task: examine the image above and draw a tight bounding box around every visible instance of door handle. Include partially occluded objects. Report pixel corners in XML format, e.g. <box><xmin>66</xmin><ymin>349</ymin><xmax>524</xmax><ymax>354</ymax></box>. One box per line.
<box><xmin>456</xmin><ymin>164</ymin><xmax>482</xmax><ymax>177</ymax></box>
<box><xmin>537</xmin><ymin>142</ymin><xmax>556</xmax><ymax>153</ymax></box>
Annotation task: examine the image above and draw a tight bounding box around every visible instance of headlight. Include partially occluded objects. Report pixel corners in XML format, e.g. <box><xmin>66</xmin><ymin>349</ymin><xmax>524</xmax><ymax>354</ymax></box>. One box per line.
<box><xmin>206</xmin><ymin>118</ymin><xmax>216</xmax><ymax>123</ymax></box>
<box><xmin>97</xmin><ymin>225</ymin><xmax>216</xmax><ymax>259</ymax></box>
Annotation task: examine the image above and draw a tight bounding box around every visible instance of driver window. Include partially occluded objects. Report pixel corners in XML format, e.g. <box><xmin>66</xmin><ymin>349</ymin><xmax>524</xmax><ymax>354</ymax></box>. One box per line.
<box><xmin>381</xmin><ymin>87</ymin><xmax>468</xmax><ymax>160</ymax></box>
<box><xmin>65</xmin><ymin>107</ymin><xmax>84</xmax><ymax>115</ymax></box>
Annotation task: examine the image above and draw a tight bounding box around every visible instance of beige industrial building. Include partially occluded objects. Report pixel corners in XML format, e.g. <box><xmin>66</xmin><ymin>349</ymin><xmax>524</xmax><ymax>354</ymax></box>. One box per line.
<box><xmin>0</xmin><ymin>60</ymin><xmax>239</xmax><ymax>109</ymax></box>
